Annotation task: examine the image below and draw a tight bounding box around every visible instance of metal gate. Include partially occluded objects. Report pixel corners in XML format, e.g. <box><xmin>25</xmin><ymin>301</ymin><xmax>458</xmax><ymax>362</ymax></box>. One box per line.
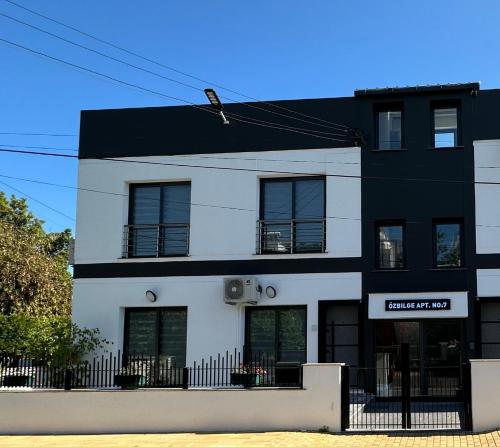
<box><xmin>341</xmin><ymin>343</ymin><xmax>472</xmax><ymax>431</ymax></box>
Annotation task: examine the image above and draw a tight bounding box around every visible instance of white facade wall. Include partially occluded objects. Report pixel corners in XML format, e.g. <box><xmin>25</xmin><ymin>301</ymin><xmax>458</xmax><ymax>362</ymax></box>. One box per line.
<box><xmin>73</xmin><ymin>272</ymin><xmax>361</xmax><ymax>363</ymax></box>
<box><xmin>73</xmin><ymin>147</ymin><xmax>362</xmax><ymax>361</ymax></box>
<box><xmin>474</xmin><ymin>139</ymin><xmax>500</xmax><ymax>255</ymax></box>
<box><xmin>74</xmin><ymin>147</ymin><xmax>361</xmax><ymax>264</ymax></box>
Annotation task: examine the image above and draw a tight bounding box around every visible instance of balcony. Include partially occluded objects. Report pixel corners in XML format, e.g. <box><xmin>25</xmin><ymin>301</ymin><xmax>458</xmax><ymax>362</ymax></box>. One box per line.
<box><xmin>256</xmin><ymin>219</ymin><xmax>326</xmax><ymax>255</ymax></box>
<box><xmin>122</xmin><ymin>223</ymin><xmax>190</xmax><ymax>258</ymax></box>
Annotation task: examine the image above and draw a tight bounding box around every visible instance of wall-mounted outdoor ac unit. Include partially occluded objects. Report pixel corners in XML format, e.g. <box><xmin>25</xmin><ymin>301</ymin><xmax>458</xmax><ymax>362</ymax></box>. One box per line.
<box><xmin>223</xmin><ymin>277</ymin><xmax>261</xmax><ymax>305</ymax></box>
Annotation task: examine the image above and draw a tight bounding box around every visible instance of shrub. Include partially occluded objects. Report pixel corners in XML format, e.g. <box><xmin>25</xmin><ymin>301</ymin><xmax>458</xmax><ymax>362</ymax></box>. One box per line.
<box><xmin>0</xmin><ymin>314</ymin><xmax>110</xmax><ymax>365</ymax></box>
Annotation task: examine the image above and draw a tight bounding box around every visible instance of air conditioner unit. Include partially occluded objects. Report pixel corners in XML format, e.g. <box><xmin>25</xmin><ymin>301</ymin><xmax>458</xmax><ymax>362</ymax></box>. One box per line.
<box><xmin>223</xmin><ymin>277</ymin><xmax>261</xmax><ymax>305</ymax></box>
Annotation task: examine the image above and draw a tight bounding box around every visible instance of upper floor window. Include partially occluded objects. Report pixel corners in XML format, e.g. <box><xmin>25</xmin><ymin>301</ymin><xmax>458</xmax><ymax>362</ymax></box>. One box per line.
<box><xmin>433</xmin><ymin>220</ymin><xmax>463</xmax><ymax>268</ymax></box>
<box><xmin>432</xmin><ymin>106</ymin><xmax>459</xmax><ymax>148</ymax></box>
<box><xmin>257</xmin><ymin>177</ymin><xmax>326</xmax><ymax>254</ymax></box>
<box><xmin>377</xmin><ymin>108</ymin><xmax>402</xmax><ymax>150</ymax></box>
<box><xmin>124</xmin><ymin>183</ymin><xmax>191</xmax><ymax>258</ymax></box>
<box><xmin>376</xmin><ymin>222</ymin><xmax>405</xmax><ymax>269</ymax></box>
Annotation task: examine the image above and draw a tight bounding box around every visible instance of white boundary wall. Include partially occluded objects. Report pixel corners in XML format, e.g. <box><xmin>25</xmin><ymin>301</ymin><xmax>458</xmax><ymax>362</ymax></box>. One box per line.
<box><xmin>470</xmin><ymin>359</ymin><xmax>500</xmax><ymax>432</ymax></box>
<box><xmin>0</xmin><ymin>364</ymin><xmax>342</xmax><ymax>435</ymax></box>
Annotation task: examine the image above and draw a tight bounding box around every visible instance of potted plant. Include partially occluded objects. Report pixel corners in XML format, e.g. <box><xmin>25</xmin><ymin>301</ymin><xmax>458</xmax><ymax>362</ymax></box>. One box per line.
<box><xmin>114</xmin><ymin>359</ymin><xmax>148</xmax><ymax>390</ymax></box>
<box><xmin>230</xmin><ymin>364</ymin><xmax>267</xmax><ymax>387</ymax></box>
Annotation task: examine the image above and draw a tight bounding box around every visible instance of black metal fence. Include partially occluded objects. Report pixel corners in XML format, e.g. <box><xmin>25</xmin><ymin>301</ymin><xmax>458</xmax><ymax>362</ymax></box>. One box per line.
<box><xmin>0</xmin><ymin>349</ymin><xmax>303</xmax><ymax>391</ymax></box>
<box><xmin>341</xmin><ymin>344</ymin><xmax>472</xmax><ymax>431</ymax></box>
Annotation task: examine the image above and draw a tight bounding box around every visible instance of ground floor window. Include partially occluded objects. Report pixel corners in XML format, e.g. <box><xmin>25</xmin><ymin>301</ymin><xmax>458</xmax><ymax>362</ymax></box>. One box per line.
<box><xmin>245</xmin><ymin>306</ymin><xmax>307</xmax><ymax>363</ymax></box>
<box><xmin>481</xmin><ymin>302</ymin><xmax>500</xmax><ymax>358</ymax></box>
<box><xmin>124</xmin><ymin>307</ymin><xmax>187</xmax><ymax>367</ymax></box>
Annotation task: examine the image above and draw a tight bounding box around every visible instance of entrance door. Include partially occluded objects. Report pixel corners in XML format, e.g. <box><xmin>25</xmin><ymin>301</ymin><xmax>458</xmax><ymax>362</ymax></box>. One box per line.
<box><xmin>375</xmin><ymin>320</ymin><xmax>462</xmax><ymax>396</ymax></box>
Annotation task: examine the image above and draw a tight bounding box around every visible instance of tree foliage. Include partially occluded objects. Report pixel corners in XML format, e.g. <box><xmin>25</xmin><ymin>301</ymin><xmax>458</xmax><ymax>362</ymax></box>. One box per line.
<box><xmin>0</xmin><ymin>314</ymin><xmax>109</xmax><ymax>365</ymax></box>
<box><xmin>0</xmin><ymin>191</ymin><xmax>72</xmax><ymax>316</ymax></box>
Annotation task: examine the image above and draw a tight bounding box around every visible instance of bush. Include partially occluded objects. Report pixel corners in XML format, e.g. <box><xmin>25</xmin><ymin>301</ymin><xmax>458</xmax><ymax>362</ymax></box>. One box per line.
<box><xmin>0</xmin><ymin>314</ymin><xmax>110</xmax><ymax>365</ymax></box>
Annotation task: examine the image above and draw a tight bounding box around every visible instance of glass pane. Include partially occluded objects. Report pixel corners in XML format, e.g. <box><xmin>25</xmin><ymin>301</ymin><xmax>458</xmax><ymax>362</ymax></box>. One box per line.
<box><xmin>132</xmin><ymin>186</ymin><xmax>160</xmax><ymax>224</ymax></box>
<box><xmin>278</xmin><ymin>308</ymin><xmax>306</xmax><ymax>363</ymax></box>
<box><xmin>263</xmin><ymin>181</ymin><xmax>292</xmax><ymax>221</ymax></box>
<box><xmin>261</xmin><ymin>181</ymin><xmax>293</xmax><ymax>253</ymax></box>
<box><xmin>295</xmin><ymin>179</ymin><xmax>324</xmax><ymax>219</ymax></box>
<box><xmin>378</xmin><ymin>225</ymin><xmax>404</xmax><ymax>269</ymax></box>
<box><xmin>425</xmin><ymin>321</ymin><xmax>461</xmax><ymax>367</ymax></box>
<box><xmin>126</xmin><ymin>311</ymin><xmax>157</xmax><ymax>356</ymax></box>
<box><xmin>159</xmin><ymin>309</ymin><xmax>187</xmax><ymax>367</ymax></box>
<box><xmin>294</xmin><ymin>179</ymin><xmax>325</xmax><ymax>253</ymax></box>
<box><xmin>435</xmin><ymin>223</ymin><xmax>461</xmax><ymax>267</ymax></box>
<box><xmin>162</xmin><ymin>184</ymin><xmax>191</xmax><ymax>256</ymax></box>
<box><xmin>248</xmin><ymin>309</ymin><xmax>276</xmax><ymax>359</ymax></box>
<box><xmin>130</xmin><ymin>186</ymin><xmax>161</xmax><ymax>257</ymax></box>
<box><xmin>378</xmin><ymin>110</ymin><xmax>402</xmax><ymax>150</ymax></box>
<box><xmin>434</xmin><ymin>108</ymin><xmax>457</xmax><ymax>148</ymax></box>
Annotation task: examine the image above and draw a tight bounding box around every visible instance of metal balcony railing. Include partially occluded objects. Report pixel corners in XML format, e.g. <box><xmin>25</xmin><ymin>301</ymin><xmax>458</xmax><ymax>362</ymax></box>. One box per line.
<box><xmin>122</xmin><ymin>223</ymin><xmax>190</xmax><ymax>258</ymax></box>
<box><xmin>256</xmin><ymin>218</ymin><xmax>326</xmax><ymax>254</ymax></box>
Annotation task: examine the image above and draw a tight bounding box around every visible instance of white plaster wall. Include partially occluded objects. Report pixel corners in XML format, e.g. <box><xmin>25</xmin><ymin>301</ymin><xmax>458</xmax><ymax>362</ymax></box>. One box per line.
<box><xmin>74</xmin><ymin>147</ymin><xmax>361</xmax><ymax>263</ymax></box>
<box><xmin>0</xmin><ymin>363</ymin><xmax>343</xmax><ymax>435</ymax></box>
<box><xmin>474</xmin><ymin>140</ymin><xmax>500</xmax><ymax>254</ymax></box>
<box><xmin>470</xmin><ymin>359</ymin><xmax>500</xmax><ymax>432</ymax></box>
<box><xmin>477</xmin><ymin>269</ymin><xmax>500</xmax><ymax>297</ymax></box>
<box><xmin>73</xmin><ymin>272</ymin><xmax>361</xmax><ymax>363</ymax></box>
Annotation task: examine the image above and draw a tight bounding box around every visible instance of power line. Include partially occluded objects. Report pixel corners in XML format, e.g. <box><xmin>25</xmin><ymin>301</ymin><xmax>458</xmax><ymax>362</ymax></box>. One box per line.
<box><xmin>3</xmin><ymin>145</ymin><xmax>500</xmax><ymax>188</ymax></box>
<box><xmin>0</xmin><ymin>144</ymin><xmax>77</xmax><ymax>152</ymax></box>
<box><xmin>0</xmin><ymin>131</ymin><xmax>77</xmax><ymax>136</ymax></box>
<box><xmin>0</xmin><ymin>10</ymin><xmax>352</xmax><ymax>137</ymax></box>
<box><xmin>0</xmin><ymin>37</ymin><xmax>352</xmax><ymax>144</ymax></box>
<box><xmin>0</xmin><ymin>179</ymin><xmax>74</xmax><ymax>221</ymax></box>
<box><xmin>1</xmin><ymin>0</ymin><xmax>353</xmax><ymax>132</ymax></box>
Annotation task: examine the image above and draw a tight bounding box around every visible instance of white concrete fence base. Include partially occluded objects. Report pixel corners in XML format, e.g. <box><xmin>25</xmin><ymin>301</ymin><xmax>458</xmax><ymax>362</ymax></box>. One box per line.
<box><xmin>0</xmin><ymin>363</ymin><xmax>342</xmax><ymax>435</ymax></box>
<box><xmin>470</xmin><ymin>359</ymin><xmax>500</xmax><ymax>433</ymax></box>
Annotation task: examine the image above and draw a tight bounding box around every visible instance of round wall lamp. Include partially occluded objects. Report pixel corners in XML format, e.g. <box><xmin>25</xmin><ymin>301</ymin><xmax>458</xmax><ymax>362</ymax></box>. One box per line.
<box><xmin>265</xmin><ymin>286</ymin><xmax>277</xmax><ymax>299</ymax></box>
<box><xmin>145</xmin><ymin>290</ymin><xmax>157</xmax><ymax>303</ymax></box>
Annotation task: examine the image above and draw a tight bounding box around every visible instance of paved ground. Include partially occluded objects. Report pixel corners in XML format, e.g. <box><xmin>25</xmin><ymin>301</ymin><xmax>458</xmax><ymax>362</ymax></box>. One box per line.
<box><xmin>1</xmin><ymin>431</ymin><xmax>500</xmax><ymax>447</ymax></box>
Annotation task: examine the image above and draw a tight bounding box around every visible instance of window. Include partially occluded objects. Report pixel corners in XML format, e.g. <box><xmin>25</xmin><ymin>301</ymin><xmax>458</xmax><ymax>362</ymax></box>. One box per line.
<box><xmin>433</xmin><ymin>106</ymin><xmax>459</xmax><ymax>148</ymax></box>
<box><xmin>258</xmin><ymin>177</ymin><xmax>325</xmax><ymax>254</ymax></box>
<box><xmin>246</xmin><ymin>306</ymin><xmax>307</xmax><ymax>363</ymax></box>
<box><xmin>481</xmin><ymin>303</ymin><xmax>500</xmax><ymax>358</ymax></box>
<box><xmin>433</xmin><ymin>220</ymin><xmax>463</xmax><ymax>268</ymax></box>
<box><xmin>376</xmin><ymin>222</ymin><xmax>405</xmax><ymax>269</ymax></box>
<box><xmin>126</xmin><ymin>183</ymin><xmax>191</xmax><ymax>257</ymax></box>
<box><xmin>377</xmin><ymin>109</ymin><xmax>402</xmax><ymax>150</ymax></box>
<box><xmin>124</xmin><ymin>307</ymin><xmax>187</xmax><ymax>366</ymax></box>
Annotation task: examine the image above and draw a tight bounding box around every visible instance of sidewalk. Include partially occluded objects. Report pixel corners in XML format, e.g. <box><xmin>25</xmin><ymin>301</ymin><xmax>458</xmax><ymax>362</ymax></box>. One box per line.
<box><xmin>1</xmin><ymin>431</ymin><xmax>500</xmax><ymax>447</ymax></box>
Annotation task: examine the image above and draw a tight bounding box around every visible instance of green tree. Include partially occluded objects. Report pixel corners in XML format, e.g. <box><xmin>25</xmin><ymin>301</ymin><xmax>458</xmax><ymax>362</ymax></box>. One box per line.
<box><xmin>0</xmin><ymin>191</ymin><xmax>72</xmax><ymax>316</ymax></box>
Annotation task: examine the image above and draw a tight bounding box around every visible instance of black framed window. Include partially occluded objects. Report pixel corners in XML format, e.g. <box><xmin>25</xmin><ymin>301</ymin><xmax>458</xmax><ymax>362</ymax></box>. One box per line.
<box><xmin>259</xmin><ymin>177</ymin><xmax>326</xmax><ymax>254</ymax></box>
<box><xmin>126</xmin><ymin>183</ymin><xmax>191</xmax><ymax>257</ymax></box>
<box><xmin>245</xmin><ymin>306</ymin><xmax>307</xmax><ymax>363</ymax></box>
<box><xmin>124</xmin><ymin>307</ymin><xmax>187</xmax><ymax>367</ymax></box>
<box><xmin>376</xmin><ymin>107</ymin><xmax>403</xmax><ymax>150</ymax></box>
<box><xmin>481</xmin><ymin>302</ymin><xmax>500</xmax><ymax>358</ymax></box>
<box><xmin>376</xmin><ymin>222</ymin><xmax>405</xmax><ymax>269</ymax></box>
<box><xmin>433</xmin><ymin>220</ymin><xmax>463</xmax><ymax>268</ymax></box>
<box><xmin>432</xmin><ymin>105</ymin><xmax>460</xmax><ymax>148</ymax></box>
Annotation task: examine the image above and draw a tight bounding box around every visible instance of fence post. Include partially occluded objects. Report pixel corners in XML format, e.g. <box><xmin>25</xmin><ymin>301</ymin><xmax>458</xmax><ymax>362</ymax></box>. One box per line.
<box><xmin>182</xmin><ymin>367</ymin><xmax>189</xmax><ymax>390</ymax></box>
<box><xmin>400</xmin><ymin>342</ymin><xmax>411</xmax><ymax>429</ymax></box>
<box><xmin>341</xmin><ymin>365</ymin><xmax>350</xmax><ymax>431</ymax></box>
<box><xmin>463</xmin><ymin>361</ymin><xmax>473</xmax><ymax>430</ymax></box>
<box><xmin>64</xmin><ymin>368</ymin><xmax>72</xmax><ymax>391</ymax></box>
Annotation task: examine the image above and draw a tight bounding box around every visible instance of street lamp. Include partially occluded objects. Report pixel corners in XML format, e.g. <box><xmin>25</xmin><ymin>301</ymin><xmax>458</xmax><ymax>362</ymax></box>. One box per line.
<box><xmin>204</xmin><ymin>88</ymin><xmax>230</xmax><ymax>125</ymax></box>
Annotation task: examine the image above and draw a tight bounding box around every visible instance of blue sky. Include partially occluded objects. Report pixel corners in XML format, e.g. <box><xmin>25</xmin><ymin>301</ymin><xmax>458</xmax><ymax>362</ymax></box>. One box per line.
<box><xmin>0</xmin><ymin>0</ymin><xmax>499</xmax><ymax>234</ymax></box>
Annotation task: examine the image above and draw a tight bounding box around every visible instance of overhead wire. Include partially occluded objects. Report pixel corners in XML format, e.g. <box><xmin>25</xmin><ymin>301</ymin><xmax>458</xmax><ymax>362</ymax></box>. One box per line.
<box><xmin>1</xmin><ymin>0</ymin><xmax>352</xmax><ymax>132</ymax></box>
<box><xmin>0</xmin><ymin>37</ymin><xmax>353</xmax><ymax>144</ymax></box>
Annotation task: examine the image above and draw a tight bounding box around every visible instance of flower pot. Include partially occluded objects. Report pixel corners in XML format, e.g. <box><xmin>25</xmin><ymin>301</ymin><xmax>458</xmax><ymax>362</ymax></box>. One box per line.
<box><xmin>114</xmin><ymin>374</ymin><xmax>142</xmax><ymax>390</ymax></box>
<box><xmin>3</xmin><ymin>375</ymin><xmax>31</xmax><ymax>387</ymax></box>
<box><xmin>230</xmin><ymin>372</ymin><xmax>257</xmax><ymax>387</ymax></box>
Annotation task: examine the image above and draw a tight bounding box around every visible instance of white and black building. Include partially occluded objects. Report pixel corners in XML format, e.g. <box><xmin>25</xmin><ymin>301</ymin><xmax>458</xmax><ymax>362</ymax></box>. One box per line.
<box><xmin>73</xmin><ymin>82</ymin><xmax>500</xmax><ymax>377</ymax></box>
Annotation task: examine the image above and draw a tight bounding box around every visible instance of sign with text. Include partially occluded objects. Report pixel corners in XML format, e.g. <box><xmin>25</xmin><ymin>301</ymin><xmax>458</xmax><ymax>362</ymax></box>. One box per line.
<box><xmin>385</xmin><ymin>299</ymin><xmax>451</xmax><ymax>312</ymax></box>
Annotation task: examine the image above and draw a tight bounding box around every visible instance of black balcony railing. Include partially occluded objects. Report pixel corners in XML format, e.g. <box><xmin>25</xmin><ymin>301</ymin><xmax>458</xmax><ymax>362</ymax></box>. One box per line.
<box><xmin>256</xmin><ymin>218</ymin><xmax>326</xmax><ymax>254</ymax></box>
<box><xmin>122</xmin><ymin>223</ymin><xmax>190</xmax><ymax>258</ymax></box>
